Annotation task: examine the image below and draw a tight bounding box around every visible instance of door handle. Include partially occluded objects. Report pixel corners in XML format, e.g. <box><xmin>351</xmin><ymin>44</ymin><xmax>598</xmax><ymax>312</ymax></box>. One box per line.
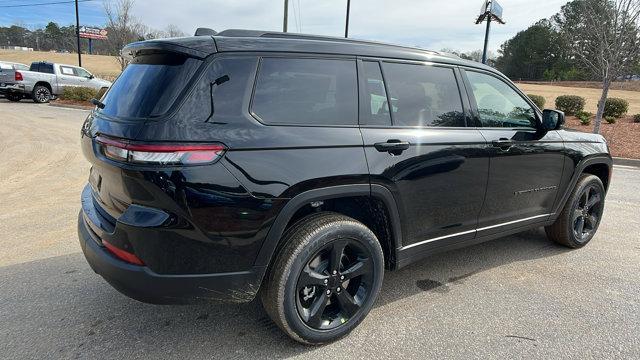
<box><xmin>374</xmin><ymin>140</ymin><xmax>410</xmax><ymax>155</ymax></box>
<box><xmin>491</xmin><ymin>138</ymin><xmax>514</xmax><ymax>150</ymax></box>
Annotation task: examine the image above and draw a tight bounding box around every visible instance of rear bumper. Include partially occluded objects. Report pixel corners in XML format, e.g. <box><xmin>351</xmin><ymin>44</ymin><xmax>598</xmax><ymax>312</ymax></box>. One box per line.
<box><xmin>78</xmin><ymin>186</ymin><xmax>265</xmax><ymax>304</ymax></box>
<box><xmin>0</xmin><ymin>83</ymin><xmax>26</xmax><ymax>95</ymax></box>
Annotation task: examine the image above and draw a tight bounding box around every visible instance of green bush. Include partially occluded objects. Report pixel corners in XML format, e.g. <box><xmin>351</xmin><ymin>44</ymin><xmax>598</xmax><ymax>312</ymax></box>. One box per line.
<box><xmin>633</xmin><ymin>114</ymin><xmax>640</xmax><ymax>123</ymax></box>
<box><xmin>555</xmin><ymin>95</ymin><xmax>585</xmax><ymax>115</ymax></box>
<box><xmin>527</xmin><ymin>94</ymin><xmax>546</xmax><ymax>109</ymax></box>
<box><xmin>605</xmin><ymin>116</ymin><xmax>616</xmax><ymax>124</ymax></box>
<box><xmin>603</xmin><ymin>97</ymin><xmax>629</xmax><ymax>119</ymax></box>
<box><xmin>59</xmin><ymin>87</ymin><xmax>98</xmax><ymax>102</ymax></box>
<box><xmin>576</xmin><ymin>111</ymin><xmax>592</xmax><ymax>126</ymax></box>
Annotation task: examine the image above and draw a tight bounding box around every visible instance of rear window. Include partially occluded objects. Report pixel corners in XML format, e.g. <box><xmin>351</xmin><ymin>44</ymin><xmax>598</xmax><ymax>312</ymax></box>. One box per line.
<box><xmin>30</xmin><ymin>63</ymin><xmax>54</xmax><ymax>74</ymax></box>
<box><xmin>251</xmin><ymin>58</ymin><xmax>358</xmax><ymax>126</ymax></box>
<box><xmin>99</xmin><ymin>53</ymin><xmax>202</xmax><ymax>119</ymax></box>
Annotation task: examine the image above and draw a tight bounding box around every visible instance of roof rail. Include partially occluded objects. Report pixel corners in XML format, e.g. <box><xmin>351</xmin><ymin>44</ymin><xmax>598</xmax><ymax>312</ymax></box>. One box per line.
<box><xmin>214</xmin><ymin>29</ymin><xmax>440</xmax><ymax>55</ymax></box>
<box><xmin>194</xmin><ymin>28</ymin><xmax>217</xmax><ymax>36</ymax></box>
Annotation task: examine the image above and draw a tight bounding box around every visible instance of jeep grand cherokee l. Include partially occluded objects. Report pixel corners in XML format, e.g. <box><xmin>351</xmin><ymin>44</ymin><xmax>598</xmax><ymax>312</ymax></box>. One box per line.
<box><xmin>78</xmin><ymin>29</ymin><xmax>612</xmax><ymax>344</ymax></box>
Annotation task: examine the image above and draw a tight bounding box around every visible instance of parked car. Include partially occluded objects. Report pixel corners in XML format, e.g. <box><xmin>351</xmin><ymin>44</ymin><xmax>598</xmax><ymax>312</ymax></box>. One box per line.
<box><xmin>0</xmin><ymin>61</ymin><xmax>29</xmax><ymax>101</ymax></box>
<box><xmin>8</xmin><ymin>61</ymin><xmax>111</xmax><ymax>103</ymax></box>
<box><xmin>77</xmin><ymin>30</ymin><xmax>612</xmax><ymax>344</ymax></box>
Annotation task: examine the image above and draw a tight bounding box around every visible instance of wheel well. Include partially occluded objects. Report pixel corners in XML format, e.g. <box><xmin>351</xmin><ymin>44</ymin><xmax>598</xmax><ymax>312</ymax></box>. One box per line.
<box><xmin>34</xmin><ymin>81</ymin><xmax>52</xmax><ymax>92</ymax></box>
<box><xmin>283</xmin><ymin>196</ymin><xmax>397</xmax><ymax>270</ymax></box>
<box><xmin>583</xmin><ymin>163</ymin><xmax>610</xmax><ymax>191</ymax></box>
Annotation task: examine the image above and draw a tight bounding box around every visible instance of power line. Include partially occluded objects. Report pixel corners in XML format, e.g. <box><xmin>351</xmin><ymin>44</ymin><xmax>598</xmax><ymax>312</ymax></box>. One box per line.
<box><xmin>0</xmin><ymin>0</ymin><xmax>97</xmax><ymax>8</ymax></box>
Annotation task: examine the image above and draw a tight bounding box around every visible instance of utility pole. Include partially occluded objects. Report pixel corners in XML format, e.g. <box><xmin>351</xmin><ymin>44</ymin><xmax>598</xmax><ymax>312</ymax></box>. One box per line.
<box><xmin>75</xmin><ymin>0</ymin><xmax>82</xmax><ymax>66</ymax></box>
<box><xmin>283</xmin><ymin>0</ymin><xmax>289</xmax><ymax>32</ymax></box>
<box><xmin>344</xmin><ymin>0</ymin><xmax>351</xmax><ymax>38</ymax></box>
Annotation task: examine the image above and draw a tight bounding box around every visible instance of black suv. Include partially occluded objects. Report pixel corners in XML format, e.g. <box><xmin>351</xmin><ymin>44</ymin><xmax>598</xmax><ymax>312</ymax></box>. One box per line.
<box><xmin>78</xmin><ymin>30</ymin><xmax>612</xmax><ymax>344</ymax></box>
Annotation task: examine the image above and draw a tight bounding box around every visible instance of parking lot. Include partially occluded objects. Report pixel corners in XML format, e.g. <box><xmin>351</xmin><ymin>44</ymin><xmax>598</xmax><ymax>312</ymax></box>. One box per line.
<box><xmin>1</xmin><ymin>98</ymin><xmax>639</xmax><ymax>359</ymax></box>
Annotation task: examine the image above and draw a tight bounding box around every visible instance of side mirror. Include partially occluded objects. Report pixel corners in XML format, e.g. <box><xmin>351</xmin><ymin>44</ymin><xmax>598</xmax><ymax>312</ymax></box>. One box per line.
<box><xmin>88</xmin><ymin>74</ymin><xmax>94</xmax><ymax>79</ymax></box>
<box><xmin>542</xmin><ymin>109</ymin><xmax>565</xmax><ymax>130</ymax></box>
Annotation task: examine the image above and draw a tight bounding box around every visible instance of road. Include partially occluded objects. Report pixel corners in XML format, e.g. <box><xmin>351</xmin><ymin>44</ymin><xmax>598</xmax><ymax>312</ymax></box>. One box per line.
<box><xmin>1</xmin><ymin>99</ymin><xmax>639</xmax><ymax>359</ymax></box>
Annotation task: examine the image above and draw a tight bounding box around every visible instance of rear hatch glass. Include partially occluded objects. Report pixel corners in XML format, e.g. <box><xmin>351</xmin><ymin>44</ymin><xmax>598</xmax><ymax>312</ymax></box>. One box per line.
<box><xmin>98</xmin><ymin>53</ymin><xmax>202</xmax><ymax>119</ymax></box>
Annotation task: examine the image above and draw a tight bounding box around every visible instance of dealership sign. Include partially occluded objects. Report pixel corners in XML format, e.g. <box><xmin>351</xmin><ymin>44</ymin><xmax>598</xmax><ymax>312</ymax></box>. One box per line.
<box><xmin>79</xmin><ymin>26</ymin><xmax>108</xmax><ymax>40</ymax></box>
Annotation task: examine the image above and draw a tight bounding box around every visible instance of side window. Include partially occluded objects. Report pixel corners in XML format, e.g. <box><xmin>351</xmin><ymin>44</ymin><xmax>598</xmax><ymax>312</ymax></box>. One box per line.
<box><xmin>466</xmin><ymin>71</ymin><xmax>537</xmax><ymax>128</ymax></box>
<box><xmin>252</xmin><ymin>58</ymin><xmax>357</xmax><ymax>126</ymax></box>
<box><xmin>382</xmin><ymin>62</ymin><xmax>465</xmax><ymax>127</ymax></box>
<box><xmin>75</xmin><ymin>67</ymin><xmax>91</xmax><ymax>78</ymax></box>
<box><xmin>361</xmin><ymin>61</ymin><xmax>391</xmax><ymax>126</ymax></box>
<box><xmin>60</xmin><ymin>66</ymin><xmax>75</xmax><ymax>76</ymax></box>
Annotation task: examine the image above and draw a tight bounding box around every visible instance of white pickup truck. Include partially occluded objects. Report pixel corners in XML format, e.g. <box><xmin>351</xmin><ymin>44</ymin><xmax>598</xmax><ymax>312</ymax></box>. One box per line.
<box><xmin>2</xmin><ymin>61</ymin><xmax>112</xmax><ymax>103</ymax></box>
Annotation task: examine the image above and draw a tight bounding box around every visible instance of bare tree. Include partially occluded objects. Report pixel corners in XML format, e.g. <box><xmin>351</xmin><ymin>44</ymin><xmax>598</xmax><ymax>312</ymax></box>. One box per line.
<box><xmin>165</xmin><ymin>24</ymin><xmax>186</xmax><ymax>38</ymax></box>
<box><xmin>563</xmin><ymin>0</ymin><xmax>640</xmax><ymax>133</ymax></box>
<box><xmin>104</xmin><ymin>0</ymin><xmax>144</xmax><ymax>70</ymax></box>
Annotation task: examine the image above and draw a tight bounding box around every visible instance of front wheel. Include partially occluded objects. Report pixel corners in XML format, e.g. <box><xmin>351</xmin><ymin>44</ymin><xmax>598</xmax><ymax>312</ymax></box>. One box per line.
<box><xmin>545</xmin><ymin>174</ymin><xmax>605</xmax><ymax>248</ymax></box>
<box><xmin>32</xmin><ymin>85</ymin><xmax>51</xmax><ymax>103</ymax></box>
<box><xmin>261</xmin><ymin>212</ymin><xmax>384</xmax><ymax>344</ymax></box>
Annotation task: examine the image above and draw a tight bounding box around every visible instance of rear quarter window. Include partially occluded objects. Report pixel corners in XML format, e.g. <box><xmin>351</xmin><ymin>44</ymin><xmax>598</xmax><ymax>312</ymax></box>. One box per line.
<box><xmin>251</xmin><ymin>58</ymin><xmax>358</xmax><ymax>126</ymax></box>
<box><xmin>98</xmin><ymin>53</ymin><xmax>202</xmax><ymax>119</ymax></box>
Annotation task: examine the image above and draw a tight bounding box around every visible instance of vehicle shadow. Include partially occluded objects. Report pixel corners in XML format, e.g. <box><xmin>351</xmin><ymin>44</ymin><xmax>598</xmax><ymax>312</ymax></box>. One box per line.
<box><xmin>0</xmin><ymin>228</ymin><xmax>570</xmax><ymax>358</ymax></box>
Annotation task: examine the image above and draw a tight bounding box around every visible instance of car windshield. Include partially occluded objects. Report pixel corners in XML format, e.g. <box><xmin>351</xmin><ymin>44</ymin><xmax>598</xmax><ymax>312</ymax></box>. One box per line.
<box><xmin>98</xmin><ymin>53</ymin><xmax>202</xmax><ymax>119</ymax></box>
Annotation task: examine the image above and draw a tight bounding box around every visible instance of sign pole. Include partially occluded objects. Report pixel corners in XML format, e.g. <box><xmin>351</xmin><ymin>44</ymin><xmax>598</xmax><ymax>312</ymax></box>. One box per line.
<box><xmin>75</xmin><ymin>0</ymin><xmax>82</xmax><ymax>66</ymax></box>
<box><xmin>482</xmin><ymin>14</ymin><xmax>491</xmax><ymax>64</ymax></box>
<box><xmin>345</xmin><ymin>0</ymin><xmax>351</xmax><ymax>38</ymax></box>
<box><xmin>283</xmin><ymin>0</ymin><xmax>289</xmax><ymax>32</ymax></box>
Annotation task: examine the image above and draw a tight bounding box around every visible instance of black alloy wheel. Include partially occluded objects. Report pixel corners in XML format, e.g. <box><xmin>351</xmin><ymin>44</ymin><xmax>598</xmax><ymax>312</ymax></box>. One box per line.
<box><xmin>261</xmin><ymin>212</ymin><xmax>384</xmax><ymax>344</ymax></box>
<box><xmin>572</xmin><ymin>184</ymin><xmax>603</xmax><ymax>243</ymax></box>
<box><xmin>296</xmin><ymin>239</ymin><xmax>374</xmax><ymax>330</ymax></box>
<box><xmin>546</xmin><ymin>174</ymin><xmax>605</xmax><ymax>248</ymax></box>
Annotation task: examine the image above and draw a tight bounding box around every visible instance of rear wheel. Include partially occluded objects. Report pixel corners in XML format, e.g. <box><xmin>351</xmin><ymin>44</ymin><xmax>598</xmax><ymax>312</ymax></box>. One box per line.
<box><xmin>32</xmin><ymin>85</ymin><xmax>51</xmax><ymax>103</ymax></box>
<box><xmin>261</xmin><ymin>212</ymin><xmax>384</xmax><ymax>344</ymax></box>
<box><xmin>545</xmin><ymin>174</ymin><xmax>605</xmax><ymax>248</ymax></box>
<box><xmin>5</xmin><ymin>93</ymin><xmax>21</xmax><ymax>102</ymax></box>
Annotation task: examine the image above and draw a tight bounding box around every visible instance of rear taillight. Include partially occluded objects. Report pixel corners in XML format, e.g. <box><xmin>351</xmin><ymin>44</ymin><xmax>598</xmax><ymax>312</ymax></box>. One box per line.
<box><xmin>15</xmin><ymin>71</ymin><xmax>23</xmax><ymax>81</ymax></box>
<box><xmin>95</xmin><ymin>135</ymin><xmax>226</xmax><ymax>165</ymax></box>
<box><xmin>102</xmin><ymin>239</ymin><xmax>145</xmax><ymax>266</ymax></box>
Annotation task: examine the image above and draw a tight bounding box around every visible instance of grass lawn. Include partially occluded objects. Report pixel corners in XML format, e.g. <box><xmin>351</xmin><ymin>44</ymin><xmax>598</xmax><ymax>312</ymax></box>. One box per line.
<box><xmin>517</xmin><ymin>82</ymin><xmax>640</xmax><ymax>159</ymax></box>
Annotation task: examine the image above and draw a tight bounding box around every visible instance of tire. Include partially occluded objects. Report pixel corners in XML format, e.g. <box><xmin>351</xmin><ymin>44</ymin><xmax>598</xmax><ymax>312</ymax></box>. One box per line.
<box><xmin>545</xmin><ymin>174</ymin><xmax>605</xmax><ymax>248</ymax></box>
<box><xmin>32</xmin><ymin>85</ymin><xmax>51</xmax><ymax>103</ymax></box>
<box><xmin>5</xmin><ymin>93</ymin><xmax>21</xmax><ymax>102</ymax></box>
<box><xmin>261</xmin><ymin>212</ymin><xmax>384</xmax><ymax>345</ymax></box>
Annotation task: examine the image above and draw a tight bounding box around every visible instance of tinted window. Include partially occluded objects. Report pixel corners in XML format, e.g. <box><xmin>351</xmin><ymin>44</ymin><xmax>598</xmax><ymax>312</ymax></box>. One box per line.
<box><xmin>361</xmin><ymin>61</ymin><xmax>391</xmax><ymax>126</ymax></box>
<box><xmin>99</xmin><ymin>53</ymin><xmax>202</xmax><ymax>119</ymax></box>
<box><xmin>466</xmin><ymin>71</ymin><xmax>537</xmax><ymax>128</ymax></box>
<box><xmin>382</xmin><ymin>63</ymin><xmax>465</xmax><ymax>127</ymax></box>
<box><xmin>252</xmin><ymin>58</ymin><xmax>357</xmax><ymax>125</ymax></box>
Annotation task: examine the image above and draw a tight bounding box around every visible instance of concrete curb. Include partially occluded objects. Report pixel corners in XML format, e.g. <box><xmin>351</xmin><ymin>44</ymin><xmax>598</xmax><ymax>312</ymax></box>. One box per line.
<box><xmin>48</xmin><ymin>102</ymin><xmax>93</xmax><ymax>111</ymax></box>
<box><xmin>613</xmin><ymin>157</ymin><xmax>640</xmax><ymax>168</ymax></box>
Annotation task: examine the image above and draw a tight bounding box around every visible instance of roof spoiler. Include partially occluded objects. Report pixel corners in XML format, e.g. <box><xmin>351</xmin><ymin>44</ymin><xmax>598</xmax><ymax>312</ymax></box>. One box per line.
<box><xmin>195</xmin><ymin>28</ymin><xmax>217</xmax><ymax>36</ymax></box>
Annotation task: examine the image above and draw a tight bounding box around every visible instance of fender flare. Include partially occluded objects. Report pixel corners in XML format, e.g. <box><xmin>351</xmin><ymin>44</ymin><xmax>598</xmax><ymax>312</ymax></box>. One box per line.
<box><xmin>253</xmin><ymin>183</ymin><xmax>403</xmax><ymax>269</ymax></box>
<box><xmin>551</xmin><ymin>154</ymin><xmax>612</xmax><ymax>220</ymax></box>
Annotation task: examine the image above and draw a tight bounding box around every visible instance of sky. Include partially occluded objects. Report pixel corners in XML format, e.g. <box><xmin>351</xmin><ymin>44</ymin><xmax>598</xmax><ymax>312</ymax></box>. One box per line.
<box><xmin>0</xmin><ymin>0</ymin><xmax>569</xmax><ymax>53</ymax></box>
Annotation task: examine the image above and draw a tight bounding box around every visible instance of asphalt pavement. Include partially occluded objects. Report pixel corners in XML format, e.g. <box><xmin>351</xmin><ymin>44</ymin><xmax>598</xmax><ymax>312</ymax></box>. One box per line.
<box><xmin>0</xmin><ymin>99</ymin><xmax>638</xmax><ymax>359</ymax></box>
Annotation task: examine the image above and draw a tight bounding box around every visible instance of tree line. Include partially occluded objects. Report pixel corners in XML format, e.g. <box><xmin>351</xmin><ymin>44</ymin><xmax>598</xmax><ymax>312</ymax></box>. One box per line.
<box><xmin>0</xmin><ymin>0</ymin><xmax>184</xmax><ymax>61</ymax></box>
<box><xmin>495</xmin><ymin>0</ymin><xmax>640</xmax><ymax>82</ymax></box>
